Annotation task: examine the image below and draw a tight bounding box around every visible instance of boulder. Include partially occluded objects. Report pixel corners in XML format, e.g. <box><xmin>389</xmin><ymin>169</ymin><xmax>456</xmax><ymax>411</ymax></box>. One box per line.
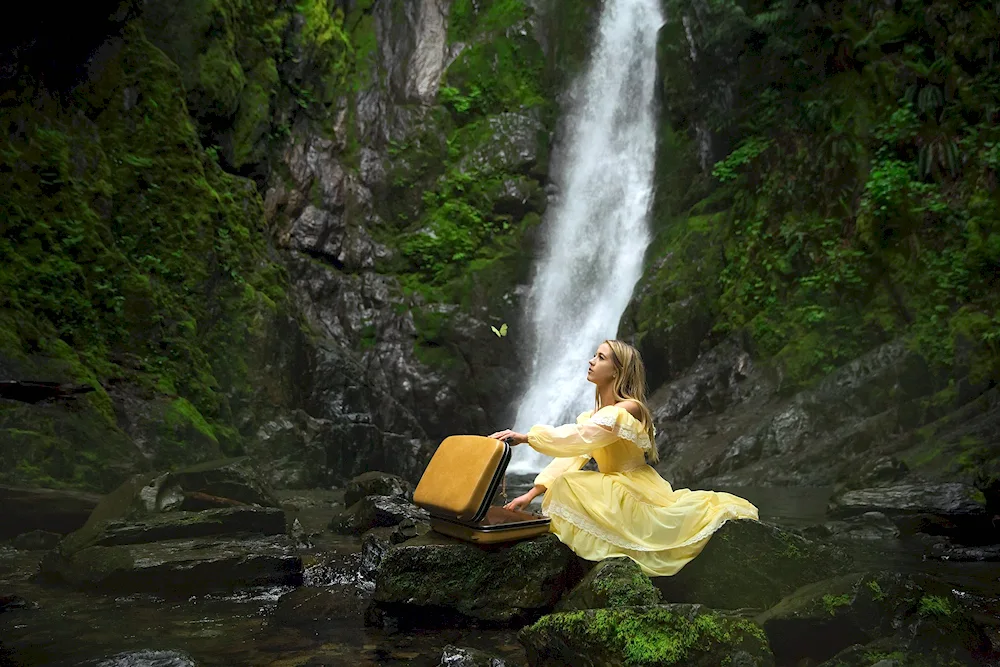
<box><xmin>518</xmin><ymin>604</ymin><xmax>774</xmax><ymax>667</ymax></box>
<box><xmin>271</xmin><ymin>586</ymin><xmax>367</xmax><ymax>628</ymax></box>
<box><xmin>653</xmin><ymin>520</ymin><xmax>851</xmax><ymax>610</ymax></box>
<box><xmin>555</xmin><ymin>558</ymin><xmax>661</xmax><ymax>612</ymax></box>
<box><xmin>828</xmin><ymin>482</ymin><xmax>990</xmax><ymax>542</ymax></box>
<box><xmin>10</xmin><ymin>529</ymin><xmax>62</xmax><ymax>551</ymax></box>
<box><xmin>329</xmin><ymin>495</ymin><xmax>428</xmax><ymax>535</ymax></box>
<box><xmin>0</xmin><ymin>484</ymin><xmax>100</xmax><ymax>539</ymax></box>
<box><xmin>755</xmin><ymin>571</ymin><xmax>993</xmax><ymax>665</ymax></box>
<box><xmin>367</xmin><ymin>532</ymin><xmax>581</xmax><ymax>627</ymax></box>
<box><xmin>439</xmin><ymin>645</ymin><xmax>507</xmax><ymax>667</ymax></box>
<box><xmin>0</xmin><ymin>595</ymin><xmax>31</xmax><ymax>613</ymax></box>
<box><xmin>344</xmin><ymin>471</ymin><xmax>414</xmax><ymax>507</ymax></box>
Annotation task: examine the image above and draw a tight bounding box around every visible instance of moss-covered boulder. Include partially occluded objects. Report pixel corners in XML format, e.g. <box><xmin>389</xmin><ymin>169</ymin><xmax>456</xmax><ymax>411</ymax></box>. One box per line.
<box><xmin>518</xmin><ymin>604</ymin><xmax>774</xmax><ymax>667</ymax></box>
<box><xmin>367</xmin><ymin>532</ymin><xmax>582</xmax><ymax>627</ymax></box>
<box><xmin>653</xmin><ymin>520</ymin><xmax>852</xmax><ymax>611</ymax></box>
<box><xmin>756</xmin><ymin>571</ymin><xmax>993</xmax><ymax>666</ymax></box>
<box><xmin>555</xmin><ymin>558</ymin><xmax>661</xmax><ymax>612</ymax></box>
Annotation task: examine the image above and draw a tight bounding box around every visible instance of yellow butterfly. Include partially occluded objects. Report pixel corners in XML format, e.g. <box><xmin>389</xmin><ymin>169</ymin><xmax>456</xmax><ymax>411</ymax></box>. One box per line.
<box><xmin>490</xmin><ymin>323</ymin><xmax>508</xmax><ymax>338</ymax></box>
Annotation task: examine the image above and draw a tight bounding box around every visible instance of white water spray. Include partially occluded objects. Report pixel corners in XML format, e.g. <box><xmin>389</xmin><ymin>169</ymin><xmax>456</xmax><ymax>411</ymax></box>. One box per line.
<box><xmin>508</xmin><ymin>0</ymin><xmax>664</xmax><ymax>472</ymax></box>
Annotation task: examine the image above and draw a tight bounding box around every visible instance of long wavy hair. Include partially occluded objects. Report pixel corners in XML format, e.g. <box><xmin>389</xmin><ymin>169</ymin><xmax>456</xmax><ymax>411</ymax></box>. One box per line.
<box><xmin>594</xmin><ymin>339</ymin><xmax>658</xmax><ymax>463</ymax></box>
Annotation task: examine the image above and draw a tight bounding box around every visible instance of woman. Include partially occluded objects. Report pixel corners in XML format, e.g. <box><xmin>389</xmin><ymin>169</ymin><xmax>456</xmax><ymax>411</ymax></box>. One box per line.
<box><xmin>489</xmin><ymin>339</ymin><xmax>758</xmax><ymax>577</ymax></box>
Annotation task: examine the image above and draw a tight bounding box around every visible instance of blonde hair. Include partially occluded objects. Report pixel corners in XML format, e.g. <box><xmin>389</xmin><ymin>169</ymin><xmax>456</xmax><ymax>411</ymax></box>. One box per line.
<box><xmin>594</xmin><ymin>339</ymin><xmax>658</xmax><ymax>464</ymax></box>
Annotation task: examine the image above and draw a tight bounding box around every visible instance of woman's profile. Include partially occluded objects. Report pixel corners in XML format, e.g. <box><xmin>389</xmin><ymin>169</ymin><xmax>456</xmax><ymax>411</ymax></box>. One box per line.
<box><xmin>489</xmin><ymin>339</ymin><xmax>759</xmax><ymax>576</ymax></box>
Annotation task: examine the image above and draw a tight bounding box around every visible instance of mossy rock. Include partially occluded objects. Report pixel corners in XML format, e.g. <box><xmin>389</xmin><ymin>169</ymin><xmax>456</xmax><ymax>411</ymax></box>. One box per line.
<box><xmin>653</xmin><ymin>520</ymin><xmax>852</xmax><ymax>611</ymax></box>
<box><xmin>368</xmin><ymin>532</ymin><xmax>582</xmax><ymax>627</ymax></box>
<box><xmin>556</xmin><ymin>557</ymin><xmax>662</xmax><ymax>612</ymax></box>
<box><xmin>518</xmin><ymin>604</ymin><xmax>774</xmax><ymax>667</ymax></box>
<box><xmin>756</xmin><ymin>570</ymin><xmax>992</xmax><ymax>666</ymax></box>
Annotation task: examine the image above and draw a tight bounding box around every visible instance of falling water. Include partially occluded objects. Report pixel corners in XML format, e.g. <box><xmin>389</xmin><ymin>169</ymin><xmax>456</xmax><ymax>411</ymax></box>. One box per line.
<box><xmin>508</xmin><ymin>0</ymin><xmax>664</xmax><ymax>472</ymax></box>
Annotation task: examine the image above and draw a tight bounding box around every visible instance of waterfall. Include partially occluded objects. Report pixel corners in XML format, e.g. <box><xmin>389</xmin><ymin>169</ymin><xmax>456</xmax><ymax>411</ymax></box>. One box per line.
<box><xmin>508</xmin><ymin>0</ymin><xmax>664</xmax><ymax>473</ymax></box>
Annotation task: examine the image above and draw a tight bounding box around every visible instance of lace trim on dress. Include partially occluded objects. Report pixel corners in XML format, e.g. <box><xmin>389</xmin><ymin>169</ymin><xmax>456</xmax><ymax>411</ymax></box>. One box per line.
<box><xmin>590</xmin><ymin>409</ymin><xmax>654</xmax><ymax>453</ymax></box>
<box><xmin>546</xmin><ymin>500</ymin><xmax>659</xmax><ymax>552</ymax></box>
<box><xmin>670</xmin><ymin>504</ymin><xmax>760</xmax><ymax>549</ymax></box>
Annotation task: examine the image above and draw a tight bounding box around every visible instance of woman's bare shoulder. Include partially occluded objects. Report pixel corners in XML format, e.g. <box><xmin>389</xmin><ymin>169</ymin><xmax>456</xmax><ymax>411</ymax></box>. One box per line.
<box><xmin>614</xmin><ymin>400</ymin><xmax>642</xmax><ymax>420</ymax></box>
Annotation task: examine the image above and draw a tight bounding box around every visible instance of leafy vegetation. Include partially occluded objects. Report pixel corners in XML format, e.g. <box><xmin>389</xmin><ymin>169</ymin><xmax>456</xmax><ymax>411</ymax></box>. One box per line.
<box><xmin>647</xmin><ymin>0</ymin><xmax>1000</xmax><ymax>387</ymax></box>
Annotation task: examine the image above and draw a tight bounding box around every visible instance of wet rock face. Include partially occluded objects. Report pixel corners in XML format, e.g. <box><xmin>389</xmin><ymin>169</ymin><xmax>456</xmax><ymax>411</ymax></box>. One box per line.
<box><xmin>439</xmin><ymin>645</ymin><xmax>508</xmax><ymax>667</ymax></box>
<box><xmin>653</xmin><ymin>520</ymin><xmax>852</xmax><ymax>611</ymax></box>
<box><xmin>755</xmin><ymin>571</ymin><xmax>995</xmax><ymax>666</ymax></box>
<box><xmin>518</xmin><ymin>604</ymin><xmax>774</xmax><ymax>667</ymax></box>
<box><xmin>85</xmin><ymin>649</ymin><xmax>197</xmax><ymax>667</ymax></box>
<box><xmin>368</xmin><ymin>532</ymin><xmax>581</xmax><ymax>627</ymax></box>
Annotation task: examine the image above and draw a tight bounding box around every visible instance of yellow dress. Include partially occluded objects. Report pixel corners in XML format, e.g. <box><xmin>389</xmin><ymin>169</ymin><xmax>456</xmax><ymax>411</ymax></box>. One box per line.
<box><xmin>528</xmin><ymin>405</ymin><xmax>759</xmax><ymax>577</ymax></box>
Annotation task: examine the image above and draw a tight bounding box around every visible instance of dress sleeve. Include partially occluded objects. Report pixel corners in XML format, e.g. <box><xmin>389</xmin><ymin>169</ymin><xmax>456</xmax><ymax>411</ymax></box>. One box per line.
<box><xmin>525</xmin><ymin>416</ymin><xmax>621</xmax><ymax>457</ymax></box>
<box><xmin>532</xmin><ymin>455</ymin><xmax>591</xmax><ymax>489</ymax></box>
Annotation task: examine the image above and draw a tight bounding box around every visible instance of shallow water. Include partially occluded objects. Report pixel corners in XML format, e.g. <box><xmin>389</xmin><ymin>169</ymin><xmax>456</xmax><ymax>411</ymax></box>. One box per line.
<box><xmin>2</xmin><ymin>484</ymin><xmax>998</xmax><ymax>667</ymax></box>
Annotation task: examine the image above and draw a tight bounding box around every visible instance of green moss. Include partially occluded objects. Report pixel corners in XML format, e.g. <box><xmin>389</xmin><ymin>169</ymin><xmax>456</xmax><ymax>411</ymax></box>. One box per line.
<box><xmin>530</xmin><ymin>608</ymin><xmax>767</xmax><ymax>666</ymax></box>
<box><xmin>866</xmin><ymin>579</ymin><xmax>886</xmax><ymax>602</ymax></box>
<box><xmin>918</xmin><ymin>595</ymin><xmax>954</xmax><ymax>617</ymax></box>
<box><xmin>165</xmin><ymin>398</ymin><xmax>218</xmax><ymax>444</ymax></box>
<box><xmin>822</xmin><ymin>593</ymin><xmax>852</xmax><ymax>616</ymax></box>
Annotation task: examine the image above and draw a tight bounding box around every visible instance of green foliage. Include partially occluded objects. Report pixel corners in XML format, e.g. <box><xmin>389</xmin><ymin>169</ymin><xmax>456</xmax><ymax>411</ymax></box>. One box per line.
<box><xmin>823</xmin><ymin>593</ymin><xmax>852</xmax><ymax>616</ymax></box>
<box><xmin>652</xmin><ymin>0</ymin><xmax>1000</xmax><ymax>388</ymax></box>
<box><xmin>918</xmin><ymin>595</ymin><xmax>954</xmax><ymax>617</ymax></box>
<box><xmin>0</xmin><ymin>25</ymin><xmax>289</xmax><ymax>487</ymax></box>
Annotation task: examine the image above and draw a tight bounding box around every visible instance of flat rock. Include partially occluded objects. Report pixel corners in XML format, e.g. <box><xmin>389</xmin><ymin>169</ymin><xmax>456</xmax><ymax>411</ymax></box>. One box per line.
<box><xmin>10</xmin><ymin>529</ymin><xmax>63</xmax><ymax>550</ymax></box>
<box><xmin>39</xmin><ymin>534</ymin><xmax>302</xmax><ymax>596</ymax></box>
<box><xmin>61</xmin><ymin>507</ymin><xmax>287</xmax><ymax>553</ymax></box>
<box><xmin>828</xmin><ymin>483</ymin><xmax>987</xmax><ymax>519</ymax></box>
<box><xmin>0</xmin><ymin>484</ymin><xmax>100</xmax><ymax>539</ymax></box>
<box><xmin>84</xmin><ymin>649</ymin><xmax>197</xmax><ymax>666</ymax></box>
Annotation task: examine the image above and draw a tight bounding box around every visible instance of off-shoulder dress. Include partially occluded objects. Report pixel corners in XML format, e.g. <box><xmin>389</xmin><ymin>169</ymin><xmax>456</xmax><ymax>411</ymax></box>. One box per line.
<box><xmin>528</xmin><ymin>405</ymin><xmax>759</xmax><ymax>576</ymax></box>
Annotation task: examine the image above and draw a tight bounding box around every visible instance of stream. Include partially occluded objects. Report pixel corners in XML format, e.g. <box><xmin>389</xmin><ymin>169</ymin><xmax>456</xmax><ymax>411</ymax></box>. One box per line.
<box><xmin>2</xmin><ymin>485</ymin><xmax>998</xmax><ymax>666</ymax></box>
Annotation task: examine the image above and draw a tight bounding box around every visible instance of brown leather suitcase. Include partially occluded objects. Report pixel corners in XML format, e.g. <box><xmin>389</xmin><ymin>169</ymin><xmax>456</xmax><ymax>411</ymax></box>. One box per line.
<box><xmin>413</xmin><ymin>435</ymin><xmax>550</xmax><ymax>544</ymax></box>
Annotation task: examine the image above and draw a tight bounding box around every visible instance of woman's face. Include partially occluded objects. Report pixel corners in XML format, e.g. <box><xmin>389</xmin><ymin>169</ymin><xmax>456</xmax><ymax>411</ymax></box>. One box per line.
<box><xmin>587</xmin><ymin>343</ymin><xmax>617</xmax><ymax>386</ymax></box>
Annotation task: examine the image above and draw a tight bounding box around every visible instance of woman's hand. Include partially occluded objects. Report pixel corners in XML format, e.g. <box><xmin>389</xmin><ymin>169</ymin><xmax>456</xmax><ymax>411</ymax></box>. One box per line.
<box><xmin>488</xmin><ymin>429</ymin><xmax>528</xmax><ymax>445</ymax></box>
<box><xmin>503</xmin><ymin>493</ymin><xmax>535</xmax><ymax>512</ymax></box>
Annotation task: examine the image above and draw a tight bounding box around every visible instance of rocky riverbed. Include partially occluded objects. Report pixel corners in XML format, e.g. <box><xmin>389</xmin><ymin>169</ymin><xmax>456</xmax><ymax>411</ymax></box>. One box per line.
<box><xmin>2</xmin><ymin>461</ymin><xmax>1000</xmax><ymax>666</ymax></box>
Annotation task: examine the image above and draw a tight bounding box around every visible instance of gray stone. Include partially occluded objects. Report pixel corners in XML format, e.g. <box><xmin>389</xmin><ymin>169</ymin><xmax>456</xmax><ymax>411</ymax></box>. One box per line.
<box><xmin>344</xmin><ymin>471</ymin><xmax>414</xmax><ymax>507</ymax></box>
<box><xmin>439</xmin><ymin>645</ymin><xmax>507</xmax><ymax>667</ymax></box>
<box><xmin>0</xmin><ymin>484</ymin><xmax>100</xmax><ymax>539</ymax></box>
<box><xmin>828</xmin><ymin>483</ymin><xmax>988</xmax><ymax>519</ymax></box>
<box><xmin>88</xmin><ymin>649</ymin><xmax>197</xmax><ymax>667</ymax></box>
<box><xmin>11</xmin><ymin>529</ymin><xmax>62</xmax><ymax>551</ymax></box>
<box><xmin>330</xmin><ymin>495</ymin><xmax>429</xmax><ymax>535</ymax></box>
